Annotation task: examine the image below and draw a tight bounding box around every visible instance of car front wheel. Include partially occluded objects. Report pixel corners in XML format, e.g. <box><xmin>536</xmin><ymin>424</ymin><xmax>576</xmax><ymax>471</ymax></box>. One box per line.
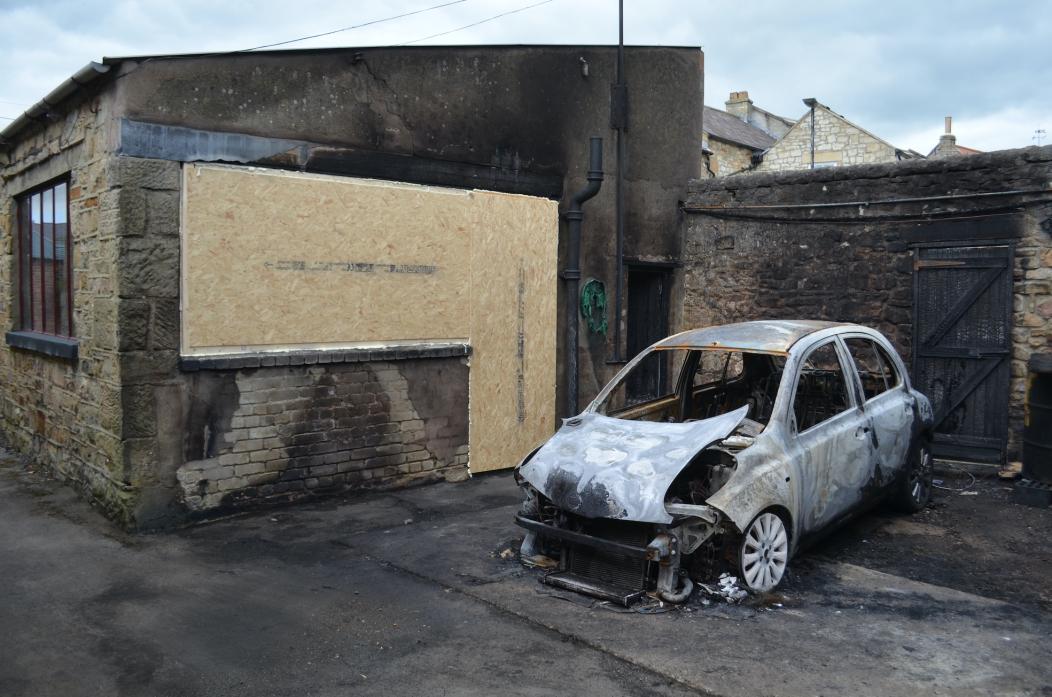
<box><xmin>738</xmin><ymin>511</ymin><xmax>789</xmax><ymax>592</ymax></box>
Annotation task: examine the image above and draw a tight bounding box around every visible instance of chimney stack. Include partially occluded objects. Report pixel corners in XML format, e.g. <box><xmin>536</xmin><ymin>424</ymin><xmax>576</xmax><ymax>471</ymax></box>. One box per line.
<box><xmin>932</xmin><ymin>115</ymin><xmax>959</xmax><ymax>158</ymax></box>
<box><xmin>725</xmin><ymin>91</ymin><xmax>753</xmax><ymax>122</ymax></box>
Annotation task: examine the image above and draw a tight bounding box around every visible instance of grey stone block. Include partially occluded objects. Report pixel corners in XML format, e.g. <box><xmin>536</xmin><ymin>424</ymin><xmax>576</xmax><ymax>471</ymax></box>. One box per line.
<box><xmin>107</xmin><ymin>156</ymin><xmax>182</xmax><ymax>191</ymax></box>
<box><xmin>118</xmin><ymin>237</ymin><xmax>179</xmax><ymax>299</ymax></box>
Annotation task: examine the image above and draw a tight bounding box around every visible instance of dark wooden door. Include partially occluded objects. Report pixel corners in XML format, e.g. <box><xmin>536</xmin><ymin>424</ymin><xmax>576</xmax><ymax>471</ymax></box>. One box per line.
<box><xmin>626</xmin><ymin>267</ymin><xmax>671</xmax><ymax>401</ymax></box>
<box><xmin>912</xmin><ymin>245</ymin><xmax>1013</xmax><ymax>463</ymax></box>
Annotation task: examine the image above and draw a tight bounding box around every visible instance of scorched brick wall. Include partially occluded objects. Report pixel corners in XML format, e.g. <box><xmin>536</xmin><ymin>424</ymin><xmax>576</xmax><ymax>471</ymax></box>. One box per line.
<box><xmin>175</xmin><ymin>358</ymin><xmax>469</xmax><ymax>513</ymax></box>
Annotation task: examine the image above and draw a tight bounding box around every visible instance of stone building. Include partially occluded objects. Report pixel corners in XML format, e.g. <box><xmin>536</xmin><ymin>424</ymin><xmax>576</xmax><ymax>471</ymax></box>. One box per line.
<box><xmin>682</xmin><ymin>146</ymin><xmax>1052</xmax><ymax>465</ymax></box>
<box><xmin>0</xmin><ymin>45</ymin><xmax>703</xmax><ymax>529</ymax></box>
<box><xmin>702</xmin><ymin>91</ymin><xmax>792</xmax><ymax>177</ymax></box>
<box><xmin>756</xmin><ymin>99</ymin><xmax>922</xmax><ymax>172</ymax></box>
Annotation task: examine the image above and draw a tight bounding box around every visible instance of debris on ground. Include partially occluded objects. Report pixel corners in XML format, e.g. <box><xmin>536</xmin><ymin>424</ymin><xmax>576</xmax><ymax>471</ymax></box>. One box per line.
<box><xmin>697</xmin><ymin>573</ymin><xmax>749</xmax><ymax>604</ymax></box>
<box><xmin>932</xmin><ymin>461</ymin><xmax>978</xmax><ymax>491</ymax></box>
<box><xmin>499</xmin><ymin>547</ymin><xmax>516</xmax><ymax>560</ymax></box>
<box><xmin>998</xmin><ymin>461</ymin><xmax>1022</xmax><ymax>480</ymax></box>
<box><xmin>522</xmin><ymin>554</ymin><xmax>558</xmax><ymax>569</ymax></box>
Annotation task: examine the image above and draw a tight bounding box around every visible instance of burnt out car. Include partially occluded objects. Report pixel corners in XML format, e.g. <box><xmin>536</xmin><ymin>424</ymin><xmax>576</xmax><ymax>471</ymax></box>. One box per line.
<box><xmin>514</xmin><ymin>321</ymin><xmax>934</xmax><ymax>604</ymax></box>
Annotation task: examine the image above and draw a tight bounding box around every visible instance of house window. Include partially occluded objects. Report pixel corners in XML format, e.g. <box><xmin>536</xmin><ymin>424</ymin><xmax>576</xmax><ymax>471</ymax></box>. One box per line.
<box><xmin>16</xmin><ymin>178</ymin><xmax>72</xmax><ymax>337</ymax></box>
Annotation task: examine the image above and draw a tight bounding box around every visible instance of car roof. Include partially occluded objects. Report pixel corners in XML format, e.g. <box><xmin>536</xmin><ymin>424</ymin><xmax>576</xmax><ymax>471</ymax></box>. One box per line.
<box><xmin>654</xmin><ymin>320</ymin><xmax>858</xmax><ymax>355</ymax></box>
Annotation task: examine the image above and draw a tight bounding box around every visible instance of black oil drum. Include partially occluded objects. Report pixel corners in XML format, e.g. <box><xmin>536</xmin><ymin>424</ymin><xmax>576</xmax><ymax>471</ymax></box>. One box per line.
<box><xmin>1023</xmin><ymin>354</ymin><xmax>1052</xmax><ymax>484</ymax></box>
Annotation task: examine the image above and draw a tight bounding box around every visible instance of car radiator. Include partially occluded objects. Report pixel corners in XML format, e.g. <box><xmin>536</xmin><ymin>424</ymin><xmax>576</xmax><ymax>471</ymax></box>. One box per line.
<box><xmin>564</xmin><ymin>520</ymin><xmax>652</xmax><ymax>594</ymax></box>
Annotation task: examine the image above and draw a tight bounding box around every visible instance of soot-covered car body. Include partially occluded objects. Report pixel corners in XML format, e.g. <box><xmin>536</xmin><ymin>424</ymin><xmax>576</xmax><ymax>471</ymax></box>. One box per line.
<box><xmin>514</xmin><ymin>321</ymin><xmax>933</xmax><ymax>604</ymax></box>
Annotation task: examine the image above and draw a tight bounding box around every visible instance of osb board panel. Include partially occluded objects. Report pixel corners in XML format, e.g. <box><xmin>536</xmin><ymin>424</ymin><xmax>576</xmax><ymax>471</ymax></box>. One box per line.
<box><xmin>181</xmin><ymin>164</ymin><xmax>557</xmax><ymax>472</ymax></box>
<box><xmin>182</xmin><ymin>165</ymin><xmax>471</xmax><ymax>350</ymax></box>
<box><xmin>468</xmin><ymin>192</ymin><xmax>558</xmax><ymax>472</ymax></box>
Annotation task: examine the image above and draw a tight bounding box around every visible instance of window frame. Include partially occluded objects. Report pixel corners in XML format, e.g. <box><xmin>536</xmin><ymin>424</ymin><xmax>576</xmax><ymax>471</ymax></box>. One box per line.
<box><xmin>5</xmin><ymin>175</ymin><xmax>77</xmax><ymax>360</ymax></box>
<box><xmin>15</xmin><ymin>175</ymin><xmax>73</xmax><ymax>338</ymax></box>
<box><xmin>842</xmin><ymin>334</ymin><xmax>903</xmax><ymax>404</ymax></box>
<box><xmin>788</xmin><ymin>338</ymin><xmax>858</xmax><ymax>436</ymax></box>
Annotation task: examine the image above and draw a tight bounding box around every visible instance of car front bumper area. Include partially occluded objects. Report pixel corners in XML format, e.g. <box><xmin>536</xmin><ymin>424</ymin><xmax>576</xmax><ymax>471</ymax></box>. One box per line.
<box><xmin>514</xmin><ymin>514</ymin><xmax>688</xmax><ymax>605</ymax></box>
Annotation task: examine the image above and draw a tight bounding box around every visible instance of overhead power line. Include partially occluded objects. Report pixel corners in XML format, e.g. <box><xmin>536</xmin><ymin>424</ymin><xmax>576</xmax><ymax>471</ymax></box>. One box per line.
<box><xmin>0</xmin><ymin>115</ymin><xmax>16</xmax><ymax>121</ymax></box>
<box><xmin>238</xmin><ymin>0</ymin><xmax>469</xmax><ymax>52</ymax></box>
<box><xmin>400</xmin><ymin>0</ymin><xmax>555</xmax><ymax>45</ymax></box>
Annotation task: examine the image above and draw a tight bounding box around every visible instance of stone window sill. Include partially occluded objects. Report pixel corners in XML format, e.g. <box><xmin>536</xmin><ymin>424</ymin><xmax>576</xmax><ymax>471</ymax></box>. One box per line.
<box><xmin>180</xmin><ymin>343</ymin><xmax>470</xmax><ymax>372</ymax></box>
<box><xmin>5</xmin><ymin>331</ymin><xmax>79</xmax><ymax>361</ymax></box>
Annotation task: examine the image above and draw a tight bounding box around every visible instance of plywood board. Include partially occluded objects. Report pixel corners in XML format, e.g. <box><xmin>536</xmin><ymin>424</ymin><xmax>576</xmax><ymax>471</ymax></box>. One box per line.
<box><xmin>181</xmin><ymin>164</ymin><xmax>558</xmax><ymax>472</ymax></box>
<box><xmin>182</xmin><ymin>166</ymin><xmax>472</xmax><ymax>351</ymax></box>
<box><xmin>467</xmin><ymin>192</ymin><xmax>558</xmax><ymax>472</ymax></box>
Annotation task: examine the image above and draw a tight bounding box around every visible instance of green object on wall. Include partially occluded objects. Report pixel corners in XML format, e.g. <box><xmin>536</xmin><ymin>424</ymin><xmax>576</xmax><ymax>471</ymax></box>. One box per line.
<box><xmin>580</xmin><ymin>279</ymin><xmax>608</xmax><ymax>336</ymax></box>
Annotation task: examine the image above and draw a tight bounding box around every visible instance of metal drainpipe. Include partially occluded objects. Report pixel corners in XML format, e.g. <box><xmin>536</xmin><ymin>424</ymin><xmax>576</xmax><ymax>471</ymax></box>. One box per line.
<box><xmin>803</xmin><ymin>97</ymin><xmax>817</xmax><ymax>169</ymax></box>
<box><xmin>563</xmin><ymin>137</ymin><xmax>604</xmax><ymax>416</ymax></box>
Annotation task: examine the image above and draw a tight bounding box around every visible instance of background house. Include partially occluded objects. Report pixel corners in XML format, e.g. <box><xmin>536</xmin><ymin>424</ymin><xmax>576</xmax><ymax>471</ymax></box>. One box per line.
<box><xmin>755</xmin><ymin>99</ymin><xmax>923</xmax><ymax>172</ymax></box>
<box><xmin>703</xmin><ymin>91</ymin><xmax>792</xmax><ymax>177</ymax></box>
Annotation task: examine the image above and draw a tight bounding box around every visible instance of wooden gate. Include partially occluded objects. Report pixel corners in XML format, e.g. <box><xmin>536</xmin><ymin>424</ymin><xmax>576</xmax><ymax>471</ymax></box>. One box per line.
<box><xmin>912</xmin><ymin>244</ymin><xmax>1013</xmax><ymax>463</ymax></box>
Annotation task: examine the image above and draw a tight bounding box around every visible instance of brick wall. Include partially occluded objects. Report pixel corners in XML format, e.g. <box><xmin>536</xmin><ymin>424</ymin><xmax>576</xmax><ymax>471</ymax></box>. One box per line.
<box><xmin>0</xmin><ymin>96</ymin><xmax>136</xmax><ymax>522</ymax></box>
<box><xmin>683</xmin><ymin>146</ymin><xmax>1052</xmax><ymax>457</ymax></box>
<box><xmin>174</xmin><ymin>357</ymin><xmax>469</xmax><ymax>514</ymax></box>
<box><xmin>756</xmin><ymin>106</ymin><xmax>900</xmax><ymax>172</ymax></box>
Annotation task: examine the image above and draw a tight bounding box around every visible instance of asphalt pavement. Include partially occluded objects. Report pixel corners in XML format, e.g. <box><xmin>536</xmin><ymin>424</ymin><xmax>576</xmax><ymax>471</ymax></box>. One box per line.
<box><xmin>1</xmin><ymin>451</ymin><xmax>1049</xmax><ymax>697</ymax></box>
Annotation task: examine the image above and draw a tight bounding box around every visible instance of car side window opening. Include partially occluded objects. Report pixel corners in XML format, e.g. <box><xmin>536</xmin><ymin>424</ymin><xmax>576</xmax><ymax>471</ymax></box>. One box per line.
<box><xmin>792</xmin><ymin>341</ymin><xmax>852</xmax><ymax>432</ymax></box>
<box><xmin>599</xmin><ymin>348</ymin><xmax>785</xmax><ymax>427</ymax></box>
<box><xmin>845</xmin><ymin>337</ymin><xmax>900</xmax><ymax>401</ymax></box>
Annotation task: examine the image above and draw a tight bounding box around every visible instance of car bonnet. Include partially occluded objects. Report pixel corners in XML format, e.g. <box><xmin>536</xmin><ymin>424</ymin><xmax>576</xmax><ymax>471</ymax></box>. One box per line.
<box><xmin>518</xmin><ymin>405</ymin><xmax>748</xmax><ymax>524</ymax></box>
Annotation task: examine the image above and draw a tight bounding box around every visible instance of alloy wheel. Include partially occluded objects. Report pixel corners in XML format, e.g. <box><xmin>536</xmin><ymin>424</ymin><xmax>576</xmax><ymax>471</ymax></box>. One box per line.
<box><xmin>740</xmin><ymin>512</ymin><xmax>788</xmax><ymax>592</ymax></box>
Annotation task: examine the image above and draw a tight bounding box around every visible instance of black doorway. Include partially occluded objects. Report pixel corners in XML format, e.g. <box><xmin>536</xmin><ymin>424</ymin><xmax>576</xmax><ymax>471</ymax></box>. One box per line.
<box><xmin>912</xmin><ymin>243</ymin><xmax>1013</xmax><ymax>464</ymax></box>
<box><xmin>626</xmin><ymin>265</ymin><xmax>672</xmax><ymax>402</ymax></box>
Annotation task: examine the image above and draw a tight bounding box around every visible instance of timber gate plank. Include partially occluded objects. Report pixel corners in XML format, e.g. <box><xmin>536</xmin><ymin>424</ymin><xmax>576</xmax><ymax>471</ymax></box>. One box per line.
<box><xmin>912</xmin><ymin>244</ymin><xmax>1013</xmax><ymax>464</ymax></box>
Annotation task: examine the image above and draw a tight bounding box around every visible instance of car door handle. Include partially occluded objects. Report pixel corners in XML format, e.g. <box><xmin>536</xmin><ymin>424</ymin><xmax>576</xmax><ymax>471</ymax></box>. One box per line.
<box><xmin>855</xmin><ymin>426</ymin><xmax>871</xmax><ymax>439</ymax></box>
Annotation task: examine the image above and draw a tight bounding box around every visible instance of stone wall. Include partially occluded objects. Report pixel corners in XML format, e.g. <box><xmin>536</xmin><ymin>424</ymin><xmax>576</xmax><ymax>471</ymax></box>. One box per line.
<box><xmin>0</xmin><ymin>96</ymin><xmax>136</xmax><ymax>522</ymax></box>
<box><xmin>683</xmin><ymin>146</ymin><xmax>1052</xmax><ymax>458</ymax></box>
<box><xmin>756</xmin><ymin>106</ymin><xmax>900</xmax><ymax>172</ymax></box>
<box><xmin>705</xmin><ymin>137</ymin><xmax>754</xmax><ymax>177</ymax></box>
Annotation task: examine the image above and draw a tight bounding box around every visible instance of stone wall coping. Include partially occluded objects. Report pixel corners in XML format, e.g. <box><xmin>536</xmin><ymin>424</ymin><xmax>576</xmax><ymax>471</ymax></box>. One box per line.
<box><xmin>179</xmin><ymin>343</ymin><xmax>470</xmax><ymax>372</ymax></box>
<box><xmin>686</xmin><ymin>145</ymin><xmax>1052</xmax><ymax>197</ymax></box>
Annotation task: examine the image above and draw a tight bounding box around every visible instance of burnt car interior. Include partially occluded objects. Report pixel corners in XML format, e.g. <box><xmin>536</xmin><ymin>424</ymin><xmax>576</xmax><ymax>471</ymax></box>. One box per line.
<box><xmin>599</xmin><ymin>348</ymin><xmax>786</xmax><ymax>428</ymax></box>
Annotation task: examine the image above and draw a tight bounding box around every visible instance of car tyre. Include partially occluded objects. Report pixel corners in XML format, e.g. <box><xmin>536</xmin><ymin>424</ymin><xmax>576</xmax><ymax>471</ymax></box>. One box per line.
<box><xmin>893</xmin><ymin>437</ymin><xmax>933</xmax><ymax>513</ymax></box>
<box><xmin>737</xmin><ymin>511</ymin><xmax>789</xmax><ymax>592</ymax></box>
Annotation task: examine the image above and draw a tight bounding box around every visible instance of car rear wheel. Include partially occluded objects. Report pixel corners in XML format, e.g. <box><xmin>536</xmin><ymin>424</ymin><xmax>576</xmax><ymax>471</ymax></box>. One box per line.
<box><xmin>738</xmin><ymin>511</ymin><xmax>788</xmax><ymax>592</ymax></box>
<box><xmin>893</xmin><ymin>438</ymin><xmax>933</xmax><ymax>512</ymax></box>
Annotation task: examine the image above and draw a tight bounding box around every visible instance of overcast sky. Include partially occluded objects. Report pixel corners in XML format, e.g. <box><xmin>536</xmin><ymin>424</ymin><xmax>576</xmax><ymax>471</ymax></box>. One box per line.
<box><xmin>1</xmin><ymin>0</ymin><xmax>1049</xmax><ymax>153</ymax></box>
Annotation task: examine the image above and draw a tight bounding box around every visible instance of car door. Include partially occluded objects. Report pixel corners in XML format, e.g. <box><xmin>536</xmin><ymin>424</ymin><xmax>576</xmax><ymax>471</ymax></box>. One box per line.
<box><xmin>843</xmin><ymin>335</ymin><xmax>914</xmax><ymax>486</ymax></box>
<box><xmin>788</xmin><ymin>339</ymin><xmax>876</xmax><ymax>533</ymax></box>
